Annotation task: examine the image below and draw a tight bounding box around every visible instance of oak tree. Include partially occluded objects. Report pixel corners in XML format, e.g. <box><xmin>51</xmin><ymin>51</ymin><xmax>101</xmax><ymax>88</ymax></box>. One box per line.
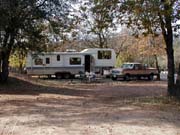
<box><xmin>0</xmin><ymin>0</ymin><xmax>75</xmax><ymax>82</ymax></box>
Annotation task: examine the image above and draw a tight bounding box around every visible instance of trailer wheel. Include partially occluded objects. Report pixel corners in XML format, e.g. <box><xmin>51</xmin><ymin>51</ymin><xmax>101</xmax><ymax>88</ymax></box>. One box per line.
<box><xmin>63</xmin><ymin>73</ymin><xmax>71</xmax><ymax>79</ymax></box>
<box><xmin>56</xmin><ymin>73</ymin><xmax>62</xmax><ymax>79</ymax></box>
<box><xmin>137</xmin><ymin>76</ymin><xmax>141</xmax><ymax>80</ymax></box>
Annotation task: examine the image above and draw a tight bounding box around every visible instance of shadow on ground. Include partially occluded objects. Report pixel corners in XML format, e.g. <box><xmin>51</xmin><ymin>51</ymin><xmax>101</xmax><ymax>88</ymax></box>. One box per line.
<box><xmin>0</xmin><ymin>76</ymin><xmax>167</xmax><ymax>99</ymax></box>
<box><xmin>0</xmin><ymin>77</ymin><xmax>95</xmax><ymax>97</ymax></box>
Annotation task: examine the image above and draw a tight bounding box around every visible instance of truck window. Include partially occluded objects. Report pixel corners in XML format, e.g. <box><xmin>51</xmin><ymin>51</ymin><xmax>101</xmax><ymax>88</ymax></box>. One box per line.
<box><xmin>134</xmin><ymin>64</ymin><xmax>142</xmax><ymax>70</ymax></box>
<box><xmin>70</xmin><ymin>57</ymin><xmax>81</xmax><ymax>65</ymax></box>
<box><xmin>121</xmin><ymin>64</ymin><xmax>134</xmax><ymax>69</ymax></box>
<box><xmin>46</xmin><ymin>58</ymin><xmax>50</xmax><ymax>64</ymax></box>
<box><xmin>57</xmin><ymin>55</ymin><xmax>60</xmax><ymax>61</ymax></box>
<box><xmin>98</xmin><ymin>50</ymin><xmax>111</xmax><ymax>59</ymax></box>
<box><xmin>34</xmin><ymin>58</ymin><xmax>43</xmax><ymax>65</ymax></box>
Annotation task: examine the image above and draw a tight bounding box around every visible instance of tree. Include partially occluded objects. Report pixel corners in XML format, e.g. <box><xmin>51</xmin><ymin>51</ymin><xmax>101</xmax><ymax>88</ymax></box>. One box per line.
<box><xmin>115</xmin><ymin>0</ymin><xmax>180</xmax><ymax>96</ymax></box>
<box><xmin>0</xmin><ymin>0</ymin><xmax>76</xmax><ymax>82</ymax></box>
<box><xmin>79</xmin><ymin>0</ymin><xmax>118</xmax><ymax>48</ymax></box>
<box><xmin>108</xmin><ymin>30</ymin><xmax>138</xmax><ymax>65</ymax></box>
<box><xmin>136</xmin><ymin>35</ymin><xmax>166</xmax><ymax>80</ymax></box>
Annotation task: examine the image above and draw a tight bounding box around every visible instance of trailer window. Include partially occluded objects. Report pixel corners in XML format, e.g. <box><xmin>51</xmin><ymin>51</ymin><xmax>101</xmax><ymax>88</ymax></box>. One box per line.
<box><xmin>46</xmin><ymin>58</ymin><xmax>50</xmax><ymax>64</ymax></box>
<box><xmin>70</xmin><ymin>57</ymin><xmax>81</xmax><ymax>65</ymax></box>
<box><xmin>98</xmin><ymin>50</ymin><xmax>111</xmax><ymax>59</ymax></box>
<box><xmin>57</xmin><ymin>55</ymin><xmax>60</xmax><ymax>61</ymax></box>
<box><xmin>34</xmin><ymin>58</ymin><xmax>43</xmax><ymax>65</ymax></box>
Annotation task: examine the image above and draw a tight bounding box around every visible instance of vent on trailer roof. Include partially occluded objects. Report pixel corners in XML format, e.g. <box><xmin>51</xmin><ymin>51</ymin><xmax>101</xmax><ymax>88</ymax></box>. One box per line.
<box><xmin>66</xmin><ymin>49</ymin><xmax>77</xmax><ymax>52</ymax></box>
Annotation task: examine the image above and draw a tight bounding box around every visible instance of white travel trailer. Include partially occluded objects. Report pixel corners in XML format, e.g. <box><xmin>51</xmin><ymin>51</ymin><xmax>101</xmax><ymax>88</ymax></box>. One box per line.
<box><xmin>26</xmin><ymin>48</ymin><xmax>116</xmax><ymax>79</ymax></box>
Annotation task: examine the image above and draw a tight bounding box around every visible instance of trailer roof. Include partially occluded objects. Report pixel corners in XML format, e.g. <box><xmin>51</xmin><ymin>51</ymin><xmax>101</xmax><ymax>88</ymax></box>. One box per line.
<box><xmin>30</xmin><ymin>48</ymin><xmax>114</xmax><ymax>55</ymax></box>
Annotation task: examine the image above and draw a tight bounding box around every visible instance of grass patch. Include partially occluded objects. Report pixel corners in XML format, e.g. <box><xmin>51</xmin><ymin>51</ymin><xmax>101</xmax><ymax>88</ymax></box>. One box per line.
<box><xmin>129</xmin><ymin>96</ymin><xmax>180</xmax><ymax>110</ymax></box>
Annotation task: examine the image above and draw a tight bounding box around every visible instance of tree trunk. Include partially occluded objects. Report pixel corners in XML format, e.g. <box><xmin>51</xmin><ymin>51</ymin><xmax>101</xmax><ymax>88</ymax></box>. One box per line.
<box><xmin>154</xmin><ymin>55</ymin><xmax>160</xmax><ymax>80</ymax></box>
<box><xmin>98</xmin><ymin>33</ymin><xmax>103</xmax><ymax>48</ymax></box>
<box><xmin>176</xmin><ymin>63</ymin><xmax>180</xmax><ymax>85</ymax></box>
<box><xmin>159</xmin><ymin>1</ymin><xmax>175</xmax><ymax>96</ymax></box>
<box><xmin>19</xmin><ymin>62</ymin><xmax>23</xmax><ymax>73</ymax></box>
<box><xmin>0</xmin><ymin>56</ymin><xmax>2</xmax><ymax>73</ymax></box>
<box><xmin>165</xmin><ymin>36</ymin><xmax>175</xmax><ymax>96</ymax></box>
<box><xmin>175</xmin><ymin>63</ymin><xmax>180</xmax><ymax>97</ymax></box>
<box><xmin>0</xmin><ymin>50</ymin><xmax>10</xmax><ymax>82</ymax></box>
<box><xmin>0</xmin><ymin>32</ymin><xmax>15</xmax><ymax>83</ymax></box>
<box><xmin>164</xmin><ymin>14</ymin><xmax>175</xmax><ymax>95</ymax></box>
<box><xmin>0</xmin><ymin>54</ymin><xmax>10</xmax><ymax>82</ymax></box>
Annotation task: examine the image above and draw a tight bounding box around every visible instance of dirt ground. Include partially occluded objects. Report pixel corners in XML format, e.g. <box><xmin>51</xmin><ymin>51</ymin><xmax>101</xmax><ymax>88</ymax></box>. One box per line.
<box><xmin>0</xmin><ymin>73</ymin><xmax>180</xmax><ymax>135</ymax></box>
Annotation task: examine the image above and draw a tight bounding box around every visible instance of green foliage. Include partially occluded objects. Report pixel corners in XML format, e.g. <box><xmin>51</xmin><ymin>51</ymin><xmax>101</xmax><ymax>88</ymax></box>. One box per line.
<box><xmin>9</xmin><ymin>51</ymin><xmax>26</xmax><ymax>69</ymax></box>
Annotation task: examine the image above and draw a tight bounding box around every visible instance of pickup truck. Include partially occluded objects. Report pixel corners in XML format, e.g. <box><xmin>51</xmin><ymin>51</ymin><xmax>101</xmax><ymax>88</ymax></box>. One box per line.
<box><xmin>111</xmin><ymin>63</ymin><xmax>158</xmax><ymax>81</ymax></box>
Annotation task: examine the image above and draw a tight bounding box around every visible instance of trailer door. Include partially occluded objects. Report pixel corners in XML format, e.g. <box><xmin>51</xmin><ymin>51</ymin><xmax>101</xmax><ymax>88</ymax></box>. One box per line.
<box><xmin>85</xmin><ymin>55</ymin><xmax>91</xmax><ymax>72</ymax></box>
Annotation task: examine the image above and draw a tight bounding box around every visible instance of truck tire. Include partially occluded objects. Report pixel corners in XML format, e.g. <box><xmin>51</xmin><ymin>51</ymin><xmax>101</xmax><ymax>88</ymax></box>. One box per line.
<box><xmin>112</xmin><ymin>77</ymin><xmax>117</xmax><ymax>81</ymax></box>
<box><xmin>63</xmin><ymin>73</ymin><xmax>71</xmax><ymax>79</ymax></box>
<box><xmin>148</xmin><ymin>74</ymin><xmax>154</xmax><ymax>81</ymax></box>
<box><xmin>124</xmin><ymin>74</ymin><xmax>130</xmax><ymax>81</ymax></box>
